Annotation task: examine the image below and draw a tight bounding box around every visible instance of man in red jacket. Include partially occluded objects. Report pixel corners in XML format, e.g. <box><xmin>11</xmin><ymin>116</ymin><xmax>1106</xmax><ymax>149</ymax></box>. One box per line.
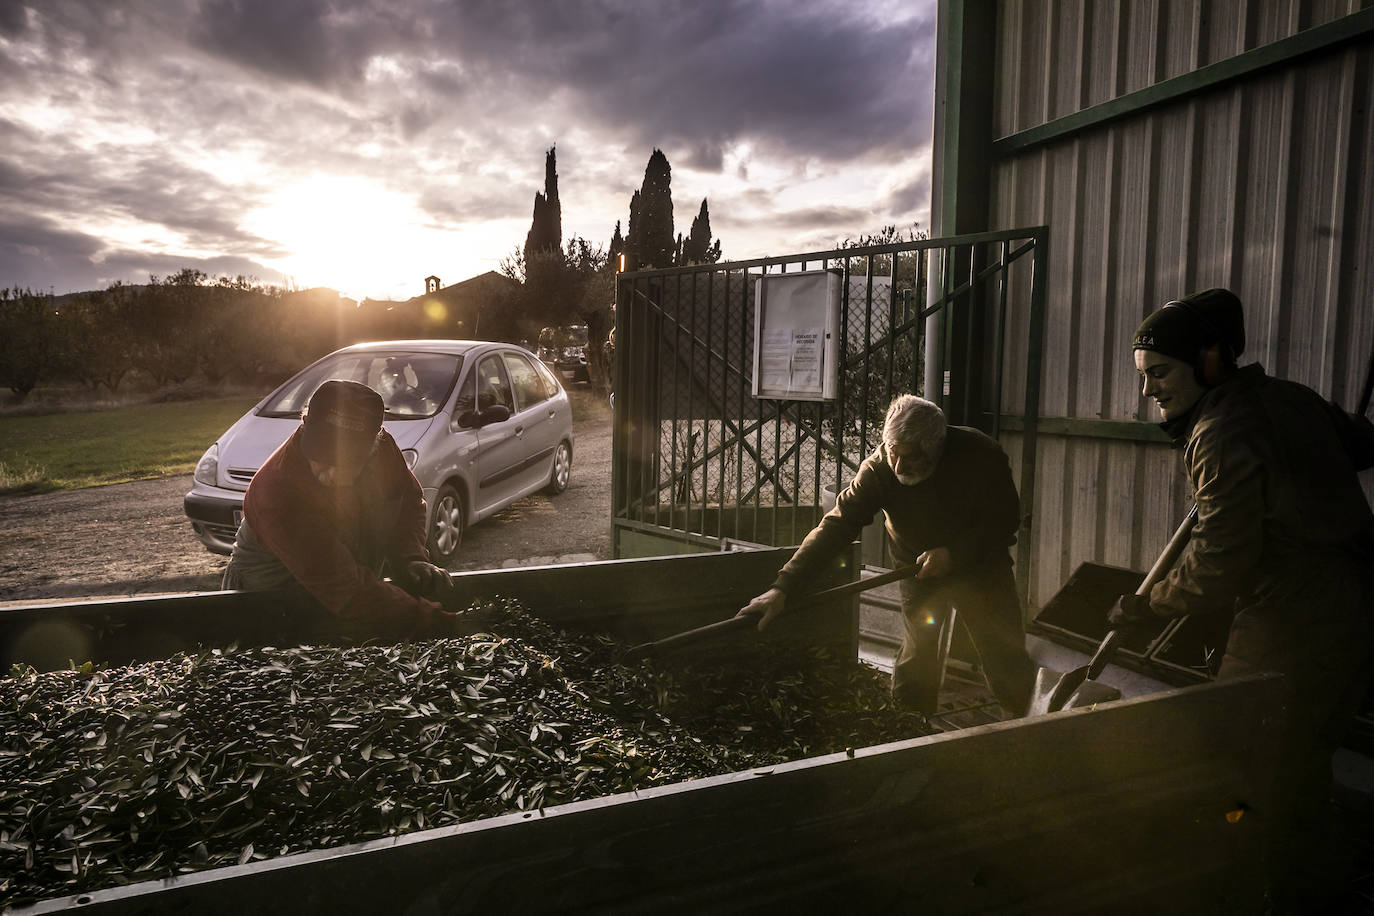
<box><xmin>223</xmin><ymin>379</ymin><xmax>460</xmax><ymax>642</ymax></box>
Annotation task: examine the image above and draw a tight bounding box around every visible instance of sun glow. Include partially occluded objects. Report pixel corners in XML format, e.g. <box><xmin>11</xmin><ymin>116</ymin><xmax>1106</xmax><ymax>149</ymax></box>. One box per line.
<box><xmin>244</xmin><ymin>176</ymin><xmax>455</xmax><ymax>300</ymax></box>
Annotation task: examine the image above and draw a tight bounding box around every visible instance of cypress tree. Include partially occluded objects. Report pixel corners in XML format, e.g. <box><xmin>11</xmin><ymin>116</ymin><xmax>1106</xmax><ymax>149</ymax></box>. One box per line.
<box><xmin>523</xmin><ymin>147</ymin><xmax>562</xmax><ymax>261</ymax></box>
<box><xmin>626</xmin><ymin>149</ymin><xmax>675</xmax><ymax>270</ymax></box>
<box><xmin>681</xmin><ymin>199</ymin><xmax>721</xmax><ymax>265</ymax></box>
<box><xmin>608</xmin><ymin>220</ymin><xmax>624</xmax><ymax>272</ymax></box>
<box><xmin>624</xmin><ymin>190</ymin><xmax>642</xmax><ymax>272</ymax></box>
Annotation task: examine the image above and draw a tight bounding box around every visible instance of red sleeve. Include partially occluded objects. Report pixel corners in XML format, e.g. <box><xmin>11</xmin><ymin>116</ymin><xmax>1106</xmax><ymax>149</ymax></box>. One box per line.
<box><xmin>375</xmin><ymin>434</ymin><xmax>432</xmax><ymax>568</ymax></box>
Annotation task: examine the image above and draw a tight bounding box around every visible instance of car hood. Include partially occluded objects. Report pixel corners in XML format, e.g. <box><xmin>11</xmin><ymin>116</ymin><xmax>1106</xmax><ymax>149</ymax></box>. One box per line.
<box><xmin>216</xmin><ymin>411</ymin><xmax>437</xmax><ymax>481</ymax></box>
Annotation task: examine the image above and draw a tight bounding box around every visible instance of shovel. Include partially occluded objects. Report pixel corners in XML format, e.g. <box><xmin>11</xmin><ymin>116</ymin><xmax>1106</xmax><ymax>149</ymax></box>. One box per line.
<box><xmin>1027</xmin><ymin>505</ymin><xmax>1198</xmax><ymax>716</ymax></box>
<box><xmin>623</xmin><ymin>559</ymin><xmax>926</xmax><ymax>661</ymax></box>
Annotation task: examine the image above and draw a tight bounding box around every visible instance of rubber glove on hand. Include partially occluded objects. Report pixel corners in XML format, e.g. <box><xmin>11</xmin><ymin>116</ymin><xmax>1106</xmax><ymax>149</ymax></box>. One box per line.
<box><xmin>404</xmin><ymin>560</ymin><xmax>455</xmax><ymax>602</ymax></box>
<box><xmin>1107</xmin><ymin>593</ymin><xmax>1158</xmax><ymax>631</ymax></box>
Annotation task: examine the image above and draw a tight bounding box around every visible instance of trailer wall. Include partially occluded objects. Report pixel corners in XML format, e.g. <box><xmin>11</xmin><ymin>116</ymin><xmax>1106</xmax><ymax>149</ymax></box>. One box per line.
<box><xmin>22</xmin><ymin>674</ymin><xmax>1282</xmax><ymax>915</ymax></box>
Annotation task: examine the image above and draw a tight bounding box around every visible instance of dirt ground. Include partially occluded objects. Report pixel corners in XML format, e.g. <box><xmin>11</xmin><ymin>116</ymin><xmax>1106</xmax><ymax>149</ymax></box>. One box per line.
<box><xmin>0</xmin><ymin>386</ymin><xmax>614</xmax><ymax>604</ymax></box>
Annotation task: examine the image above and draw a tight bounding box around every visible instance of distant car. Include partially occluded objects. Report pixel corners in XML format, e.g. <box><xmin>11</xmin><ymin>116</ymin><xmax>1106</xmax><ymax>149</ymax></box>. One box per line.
<box><xmin>184</xmin><ymin>339</ymin><xmax>574</xmax><ymax>567</ymax></box>
<box><xmin>537</xmin><ymin>325</ymin><xmax>589</xmax><ymax>383</ymax></box>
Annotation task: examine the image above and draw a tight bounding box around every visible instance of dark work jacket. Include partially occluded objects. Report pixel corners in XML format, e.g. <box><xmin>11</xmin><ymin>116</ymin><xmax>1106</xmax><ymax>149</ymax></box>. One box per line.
<box><xmin>773</xmin><ymin>426</ymin><xmax>1020</xmax><ymax>594</ymax></box>
<box><xmin>1150</xmin><ymin>364</ymin><xmax>1374</xmax><ymax>667</ymax></box>
<box><xmin>224</xmin><ymin>427</ymin><xmax>439</xmax><ymax>629</ymax></box>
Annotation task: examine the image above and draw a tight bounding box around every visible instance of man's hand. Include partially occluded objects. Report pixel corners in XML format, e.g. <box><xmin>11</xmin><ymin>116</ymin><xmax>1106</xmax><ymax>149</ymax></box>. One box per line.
<box><xmin>915</xmin><ymin>547</ymin><xmax>952</xmax><ymax>579</ymax></box>
<box><xmin>403</xmin><ymin>560</ymin><xmax>455</xmax><ymax>602</ymax></box>
<box><xmin>736</xmin><ymin>587</ymin><xmax>787</xmax><ymax>631</ymax></box>
<box><xmin>1107</xmin><ymin>593</ymin><xmax>1157</xmax><ymax>631</ymax></box>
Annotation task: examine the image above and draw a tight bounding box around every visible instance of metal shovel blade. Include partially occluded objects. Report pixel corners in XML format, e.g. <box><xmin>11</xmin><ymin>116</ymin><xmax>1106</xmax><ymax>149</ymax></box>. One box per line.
<box><xmin>1026</xmin><ymin>641</ymin><xmax>1123</xmax><ymax>717</ymax></box>
<box><xmin>1028</xmin><ymin>506</ymin><xmax>1199</xmax><ymax>716</ymax></box>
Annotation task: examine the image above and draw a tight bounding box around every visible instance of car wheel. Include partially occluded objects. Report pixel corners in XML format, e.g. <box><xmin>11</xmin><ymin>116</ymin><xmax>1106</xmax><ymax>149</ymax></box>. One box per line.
<box><xmin>546</xmin><ymin>441</ymin><xmax>571</xmax><ymax>495</ymax></box>
<box><xmin>428</xmin><ymin>484</ymin><xmax>465</xmax><ymax>567</ymax></box>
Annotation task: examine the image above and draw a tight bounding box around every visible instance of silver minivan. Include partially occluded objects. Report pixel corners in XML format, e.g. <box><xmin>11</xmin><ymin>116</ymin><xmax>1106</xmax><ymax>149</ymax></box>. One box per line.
<box><xmin>184</xmin><ymin>339</ymin><xmax>574</xmax><ymax>567</ymax></box>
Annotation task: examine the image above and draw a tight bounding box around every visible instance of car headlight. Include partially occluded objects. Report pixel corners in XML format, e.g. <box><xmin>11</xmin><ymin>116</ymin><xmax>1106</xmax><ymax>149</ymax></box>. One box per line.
<box><xmin>194</xmin><ymin>443</ymin><xmax>219</xmax><ymax>487</ymax></box>
<box><xmin>401</xmin><ymin>448</ymin><xmax>419</xmax><ymax>469</ymax></box>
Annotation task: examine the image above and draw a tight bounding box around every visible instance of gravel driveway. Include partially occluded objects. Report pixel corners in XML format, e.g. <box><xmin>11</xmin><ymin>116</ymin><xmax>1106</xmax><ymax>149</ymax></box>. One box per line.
<box><xmin>0</xmin><ymin>387</ymin><xmax>613</xmax><ymax>604</ymax></box>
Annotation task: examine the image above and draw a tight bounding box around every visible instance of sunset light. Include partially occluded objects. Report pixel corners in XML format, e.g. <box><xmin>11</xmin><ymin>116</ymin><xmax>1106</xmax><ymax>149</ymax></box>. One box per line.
<box><xmin>243</xmin><ymin>176</ymin><xmax>456</xmax><ymax>300</ymax></box>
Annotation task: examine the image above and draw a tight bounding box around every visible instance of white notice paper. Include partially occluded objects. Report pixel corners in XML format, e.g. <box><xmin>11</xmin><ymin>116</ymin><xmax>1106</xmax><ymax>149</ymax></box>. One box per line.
<box><xmin>790</xmin><ymin>328</ymin><xmax>822</xmax><ymax>392</ymax></box>
<box><xmin>752</xmin><ymin>270</ymin><xmax>840</xmax><ymax>401</ymax></box>
<box><xmin>760</xmin><ymin>327</ymin><xmax>793</xmax><ymax>393</ymax></box>
<box><xmin>759</xmin><ymin>326</ymin><xmax>823</xmax><ymax>395</ymax></box>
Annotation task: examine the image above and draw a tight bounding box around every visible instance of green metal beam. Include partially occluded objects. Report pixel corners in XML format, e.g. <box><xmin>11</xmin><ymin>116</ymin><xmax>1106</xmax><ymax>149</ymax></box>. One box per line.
<box><xmin>993</xmin><ymin>7</ymin><xmax>1374</xmax><ymax>157</ymax></box>
<box><xmin>932</xmin><ymin>0</ymin><xmax>997</xmax><ymax>236</ymax></box>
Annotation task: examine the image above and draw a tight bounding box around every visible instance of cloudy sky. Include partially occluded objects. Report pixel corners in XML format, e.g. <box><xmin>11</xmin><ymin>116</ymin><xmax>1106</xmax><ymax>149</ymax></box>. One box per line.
<box><xmin>0</xmin><ymin>0</ymin><xmax>937</xmax><ymax>301</ymax></box>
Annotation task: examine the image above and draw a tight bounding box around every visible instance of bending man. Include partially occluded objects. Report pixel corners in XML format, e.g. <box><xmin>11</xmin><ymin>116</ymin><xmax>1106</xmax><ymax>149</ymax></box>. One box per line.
<box><xmin>223</xmin><ymin>379</ymin><xmax>459</xmax><ymax>642</ymax></box>
<box><xmin>738</xmin><ymin>394</ymin><xmax>1036</xmax><ymax>718</ymax></box>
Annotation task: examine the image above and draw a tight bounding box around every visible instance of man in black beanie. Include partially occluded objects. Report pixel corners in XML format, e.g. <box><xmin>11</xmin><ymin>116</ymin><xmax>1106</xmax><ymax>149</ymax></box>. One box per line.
<box><xmin>224</xmin><ymin>380</ymin><xmax>461</xmax><ymax>642</ymax></box>
<box><xmin>1113</xmin><ymin>288</ymin><xmax>1374</xmax><ymax>911</ymax></box>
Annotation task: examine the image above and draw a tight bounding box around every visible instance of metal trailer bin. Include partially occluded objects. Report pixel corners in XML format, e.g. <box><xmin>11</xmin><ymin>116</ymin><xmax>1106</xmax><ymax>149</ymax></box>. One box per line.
<box><xmin>0</xmin><ymin>548</ymin><xmax>1282</xmax><ymax>915</ymax></box>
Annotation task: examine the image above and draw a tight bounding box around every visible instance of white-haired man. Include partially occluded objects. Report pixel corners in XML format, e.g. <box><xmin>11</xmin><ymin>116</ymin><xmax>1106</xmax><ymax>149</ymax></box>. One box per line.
<box><xmin>738</xmin><ymin>394</ymin><xmax>1036</xmax><ymax>718</ymax></box>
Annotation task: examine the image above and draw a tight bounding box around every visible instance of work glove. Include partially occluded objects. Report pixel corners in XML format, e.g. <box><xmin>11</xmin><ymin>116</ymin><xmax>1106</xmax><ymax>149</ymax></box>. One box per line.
<box><xmin>1107</xmin><ymin>593</ymin><xmax>1158</xmax><ymax>631</ymax></box>
<box><xmin>403</xmin><ymin>560</ymin><xmax>456</xmax><ymax>602</ymax></box>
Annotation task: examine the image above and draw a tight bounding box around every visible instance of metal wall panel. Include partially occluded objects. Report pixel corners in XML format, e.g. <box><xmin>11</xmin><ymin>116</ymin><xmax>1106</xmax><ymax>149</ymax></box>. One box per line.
<box><xmin>987</xmin><ymin>3</ymin><xmax>1374</xmax><ymax>609</ymax></box>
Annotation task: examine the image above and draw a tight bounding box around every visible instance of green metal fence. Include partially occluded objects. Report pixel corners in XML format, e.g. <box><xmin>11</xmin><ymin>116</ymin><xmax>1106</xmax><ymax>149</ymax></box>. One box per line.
<box><xmin>611</xmin><ymin>227</ymin><xmax>1048</xmax><ymax>602</ymax></box>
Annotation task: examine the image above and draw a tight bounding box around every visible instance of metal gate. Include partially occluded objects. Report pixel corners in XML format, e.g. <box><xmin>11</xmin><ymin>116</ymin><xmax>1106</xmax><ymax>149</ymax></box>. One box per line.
<box><xmin>611</xmin><ymin>227</ymin><xmax>1048</xmax><ymax>604</ymax></box>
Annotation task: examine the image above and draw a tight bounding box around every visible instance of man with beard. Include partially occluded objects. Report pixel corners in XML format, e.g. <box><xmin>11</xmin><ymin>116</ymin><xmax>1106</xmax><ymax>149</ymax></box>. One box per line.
<box><xmin>737</xmin><ymin>394</ymin><xmax>1036</xmax><ymax>718</ymax></box>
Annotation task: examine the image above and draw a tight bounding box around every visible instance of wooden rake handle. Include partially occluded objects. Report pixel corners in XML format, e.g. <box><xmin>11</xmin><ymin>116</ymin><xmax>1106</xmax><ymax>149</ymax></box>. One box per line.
<box><xmin>625</xmin><ymin>559</ymin><xmax>926</xmax><ymax>659</ymax></box>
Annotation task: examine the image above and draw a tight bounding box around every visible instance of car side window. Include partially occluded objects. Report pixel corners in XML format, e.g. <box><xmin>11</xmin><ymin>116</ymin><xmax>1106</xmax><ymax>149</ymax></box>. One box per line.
<box><xmin>453</xmin><ymin>368</ymin><xmax>477</xmax><ymax>416</ymax></box>
<box><xmin>476</xmin><ymin>355</ymin><xmax>515</xmax><ymax>413</ymax></box>
<box><xmin>503</xmin><ymin>352</ymin><xmax>547</xmax><ymax>410</ymax></box>
<box><xmin>532</xmin><ymin>357</ymin><xmax>562</xmax><ymax>399</ymax></box>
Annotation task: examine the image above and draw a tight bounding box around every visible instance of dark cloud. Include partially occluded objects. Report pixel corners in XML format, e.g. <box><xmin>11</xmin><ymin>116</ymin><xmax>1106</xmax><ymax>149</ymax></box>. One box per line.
<box><xmin>422</xmin><ymin>0</ymin><xmax>937</xmax><ymax>164</ymax></box>
<box><xmin>0</xmin><ymin>1</ymin><xmax>28</xmax><ymax>37</ymax></box>
<box><xmin>890</xmin><ymin>171</ymin><xmax>931</xmax><ymax>217</ymax></box>
<box><xmin>0</xmin><ymin>214</ymin><xmax>283</xmax><ymax>291</ymax></box>
<box><xmin>765</xmin><ymin>205</ymin><xmax>878</xmax><ymax>230</ymax></box>
<box><xmin>2</xmin><ymin>0</ymin><xmax>937</xmax><ymax>294</ymax></box>
<box><xmin>683</xmin><ymin>142</ymin><xmax>725</xmax><ymax>173</ymax></box>
<box><xmin>189</xmin><ymin>0</ymin><xmax>397</xmax><ymax>87</ymax></box>
<box><xmin>0</xmin><ymin>122</ymin><xmax>276</xmax><ymax>255</ymax></box>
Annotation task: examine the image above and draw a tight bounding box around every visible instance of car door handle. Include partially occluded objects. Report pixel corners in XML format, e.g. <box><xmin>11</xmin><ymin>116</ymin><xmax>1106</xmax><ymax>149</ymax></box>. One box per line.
<box><xmin>514</xmin><ymin>426</ymin><xmax>524</xmax><ymax>436</ymax></box>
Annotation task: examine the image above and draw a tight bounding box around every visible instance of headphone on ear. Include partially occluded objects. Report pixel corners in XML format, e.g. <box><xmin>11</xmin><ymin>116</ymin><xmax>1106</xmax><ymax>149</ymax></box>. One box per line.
<box><xmin>1196</xmin><ymin>342</ymin><xmax>1225</xmax><ymax>386</ymax></box>
<box><xmin>1163</xmin><ymin>300</ymin><xmax>1234</xmax><ymax>386</ymax></box>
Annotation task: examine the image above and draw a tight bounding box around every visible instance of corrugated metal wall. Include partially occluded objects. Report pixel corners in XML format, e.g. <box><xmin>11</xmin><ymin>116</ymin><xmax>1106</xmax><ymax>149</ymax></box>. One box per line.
<box><xmin>985</xmin><ymin>0</ymin><xmax>1374</xmax><ymax>609</ymax></box>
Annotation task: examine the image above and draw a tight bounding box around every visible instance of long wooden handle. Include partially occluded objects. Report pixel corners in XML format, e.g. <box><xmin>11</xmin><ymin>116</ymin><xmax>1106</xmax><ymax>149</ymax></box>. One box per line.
<box><xmin>1135</xmin><ymin>504</ymin><xmax>1198</xmax><ymax>598</ymax></box>
<box><xmin>627</xmin><ymin>559</ymin><xmax>926</xmax><ymax>658</ymax></box>
<box><xmin>788</xmin><ymin>559</ymin><xmax>927</xmax><ymax>612</ymax></box>
<box><xmin>1089</xmin><ymin>506</ymin><xmax>1198</xmax><ymax>680</ymax></box>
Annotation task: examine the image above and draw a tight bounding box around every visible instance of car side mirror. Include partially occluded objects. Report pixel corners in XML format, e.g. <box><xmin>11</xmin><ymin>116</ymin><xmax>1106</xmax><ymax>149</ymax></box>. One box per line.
<box><xmin>480</xmin><ymin>404</ymin><xmax>511</xmax><ymax>425</ymax></box>
<box><xmin>455</xmin><ymin>404</ymin><xmax>511</xmax><ymax>429</ymax></box>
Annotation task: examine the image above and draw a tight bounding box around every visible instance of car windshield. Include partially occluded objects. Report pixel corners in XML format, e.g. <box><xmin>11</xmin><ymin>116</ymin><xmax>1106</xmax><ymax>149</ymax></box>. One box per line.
<box><xmin>538</xmin><ymin>326</ymin><xmax>587</xmax><ymax>349</ymax></box>
<box><xmin>257</xmin><ymin>352</ymin><xmax>463</xmax><ymax>420</ymax></box>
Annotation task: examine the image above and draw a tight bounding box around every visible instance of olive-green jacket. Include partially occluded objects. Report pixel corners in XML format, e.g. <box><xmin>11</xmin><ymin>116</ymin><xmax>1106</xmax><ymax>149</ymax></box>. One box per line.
<box><xmin>1150</xmin><ymin>364</ymin><xmax>1374</xmax><ymax>626</ymax></box>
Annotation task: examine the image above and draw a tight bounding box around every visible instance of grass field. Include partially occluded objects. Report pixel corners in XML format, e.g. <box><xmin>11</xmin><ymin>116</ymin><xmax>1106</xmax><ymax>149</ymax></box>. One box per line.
<box><xmin>0</xmin><ymin>396</ymin><xmax>261</xmax><ymax>495</ymax></box>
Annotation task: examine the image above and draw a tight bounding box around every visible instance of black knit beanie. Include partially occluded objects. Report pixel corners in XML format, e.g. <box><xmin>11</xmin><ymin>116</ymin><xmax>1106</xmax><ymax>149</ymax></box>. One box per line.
<box><xmin>301</xmin><ymin>380</ymin><xmax>384</xmax><ymax>465</ymax></box>
<box><xmin>1133</xmin><ymin>288</ymin><xmax>1245</xmax><ymax>363</ymax></box>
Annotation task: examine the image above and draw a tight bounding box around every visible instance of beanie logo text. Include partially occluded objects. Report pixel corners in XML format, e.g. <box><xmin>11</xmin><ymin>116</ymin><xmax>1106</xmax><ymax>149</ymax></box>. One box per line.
<box><xmin>320</xmin><ymin>409</ymin><xmax>371</xmax><ymax>433</ymax></box>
